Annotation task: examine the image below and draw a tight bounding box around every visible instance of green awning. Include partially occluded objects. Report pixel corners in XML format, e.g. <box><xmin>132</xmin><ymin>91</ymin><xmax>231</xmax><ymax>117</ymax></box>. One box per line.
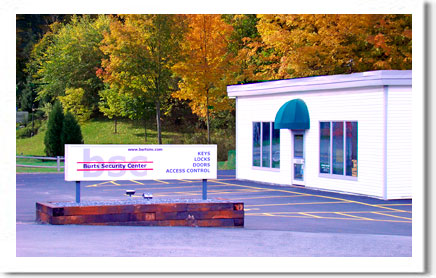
<box><xmin>274</xmin><ymin>99</ymin><xmax>310</xmax><ymax>130</ymax></box>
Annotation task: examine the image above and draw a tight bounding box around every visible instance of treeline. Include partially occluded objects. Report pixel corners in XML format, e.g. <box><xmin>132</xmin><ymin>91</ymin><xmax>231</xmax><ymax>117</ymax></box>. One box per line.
<box><xmin>16</xmin><ymin>14</ymin><xmax>412</xmax><ymax>143</ymax></box>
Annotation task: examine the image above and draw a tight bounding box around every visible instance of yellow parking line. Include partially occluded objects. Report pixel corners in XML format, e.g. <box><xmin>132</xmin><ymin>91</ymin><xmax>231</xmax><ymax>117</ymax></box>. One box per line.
<box><xmin>264</xmin><ymin>210</ymin><xmax>410</xmax><ymax>215</ymax></box>
<box><xmin>178</xmin><ymin>179</ymin><xmax>193</xmax><ymax>183</ymax></box>
<box><xmin>230</xmin><ymin>195</ymin><xmax>304</xmax><ymax>200</ymax></box>
<box><xmin>245</xmin><ymin>201</ymin><xmax>348</xmax><ymax>207</ymax></box>
<box><xmin>130</xmin><ymin>180</ymin><xmax>144</xmax><ymax>185</ymax></box>
<box><xmin>211</xmin><ymin>180</ymin><xmax>410</xmax><ymax>213</ymax></box>
<box><xmin>86</xmin><ymin>180</ymin><xmax>115</xmax><ymax>187</ymax></box>
<box><xmin>299</xmin><ymin>212</ymin><xmax>323</xmax><ymax>218</ymax></box>
<box><xmin>375</xmin><ymin>203</ymin><xmax>412</xmax><ymax>206</ymax></box>
<box><xmin>371</xmin><ymin>211</ymin><xmax>412</xmax><ymax>220</ymax></box>
<box><xmin>154</xmin><ymin>179</ymin><xmax>169</xmax><ymax>184</ymax></box>
<box><xmin>245</xmin><ymin>213</ymin><xmax>411</xmax><ymax>223</ymax></box>
<box><xmin>335</xmin><ymin>212</ymin><xmax>374</xmax><ymax>221</ymax></box>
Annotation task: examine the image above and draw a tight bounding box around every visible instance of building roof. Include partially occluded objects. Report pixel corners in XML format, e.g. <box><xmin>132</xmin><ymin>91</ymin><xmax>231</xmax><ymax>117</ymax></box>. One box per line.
<box><xmin>227</xmin><ymin>70</ymin><xmax>412</xmax><ymax>98</ymax></box>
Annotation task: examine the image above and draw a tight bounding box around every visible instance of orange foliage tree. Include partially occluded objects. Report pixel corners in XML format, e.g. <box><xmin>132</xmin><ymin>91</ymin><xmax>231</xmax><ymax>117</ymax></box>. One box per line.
<box><xmin>172</xmin><ymin>14</ymin><xmax>235</xmax><ymax>143</ymax></box>
<box><xmin>237</xmin><ymin>14</ymin><xmax>412</xmax><ymax>81</ymax></box>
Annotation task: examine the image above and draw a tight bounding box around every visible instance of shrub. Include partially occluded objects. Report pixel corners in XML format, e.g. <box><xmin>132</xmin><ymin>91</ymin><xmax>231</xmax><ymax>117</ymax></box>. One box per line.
<box><xmin>16</xmin><ymin>119</ymin><xmax>43</xmax><ymax>138</ymax></box>
<box><xmin>61</xmin><ymin>111</ymin><xmax>84</xmax><ymax>147</ymax></box>
<box><xmin>44</xmin><ymin>101</ymin><xmax>64</xmax><ymax>157</ymax></box>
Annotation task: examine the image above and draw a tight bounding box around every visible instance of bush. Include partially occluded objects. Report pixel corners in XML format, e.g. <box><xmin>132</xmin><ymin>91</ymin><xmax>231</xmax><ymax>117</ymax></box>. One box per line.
<box><xmin>61</xmin><ymin>111</ymin><xmax>84</xmax><ymax>146</ymax></box>
<box><xmin>16</xmin><ymin>119</ymin><xmax>43</xmax><ymax>138</ymax></box>
<box><xmin>44</xmin><ymin>101</ymin><xmax>64</xmax><ymax>157</ymax></box>
<box><xmin>171</xmin><ymin>128</ymin><xmax>235</xmax><ymax>162</ymax></box>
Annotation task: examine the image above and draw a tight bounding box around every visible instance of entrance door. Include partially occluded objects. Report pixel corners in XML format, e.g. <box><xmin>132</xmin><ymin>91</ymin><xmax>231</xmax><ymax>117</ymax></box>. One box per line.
<box><xmin>293</xmin><ymin>133</ymin><xmax>305</xmax><ymax>185</ymax></box>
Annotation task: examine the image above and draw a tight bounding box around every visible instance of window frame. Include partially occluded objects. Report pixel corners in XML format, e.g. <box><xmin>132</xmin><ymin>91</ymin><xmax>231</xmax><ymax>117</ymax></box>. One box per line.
<box><xmin>252</xmin><ymin>121</ymin><xmax>280</xmax><ymax>171</ymax></box>
<box><xmin>318</xmin><ymin>120</ymin><xmax>358</xmax><ymax>180</ymax></box>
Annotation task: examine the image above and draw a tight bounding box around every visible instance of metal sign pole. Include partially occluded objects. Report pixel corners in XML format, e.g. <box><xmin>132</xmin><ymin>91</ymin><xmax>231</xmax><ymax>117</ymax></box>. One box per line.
<box><xmin>76</xmin><ymin>181</ymin><xmax>81</xmax><ymax>203</ymax></box>
<box><xmin>202</xmin><ymin>179</ymin><xmax>207</xmax><ymax>200</ymax></box>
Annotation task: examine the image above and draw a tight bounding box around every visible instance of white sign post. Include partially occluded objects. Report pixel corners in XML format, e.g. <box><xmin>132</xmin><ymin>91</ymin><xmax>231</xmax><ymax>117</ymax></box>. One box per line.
<box><xmin>65</xmin><ymin>144</ymin><xmax>217</xmax><ymax>202</ymax></box>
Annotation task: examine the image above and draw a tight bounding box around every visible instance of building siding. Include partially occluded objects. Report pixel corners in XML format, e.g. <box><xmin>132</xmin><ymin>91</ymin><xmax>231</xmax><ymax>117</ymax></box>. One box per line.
<box><xmin>386</xmin><ymin>86</ymin><xmax>413</xmax><ymax>199</ymax></box>
<box><xmin>235</xmin><ymin>87</ymin><xmax>388</xmax><ymax>198</ymax></box>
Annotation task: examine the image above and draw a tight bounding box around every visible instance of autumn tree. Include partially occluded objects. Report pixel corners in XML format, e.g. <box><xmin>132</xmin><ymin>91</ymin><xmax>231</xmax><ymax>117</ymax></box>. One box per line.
<box><xmin>172</xmin><ymin>14</ymin><xmax>235</xmax><ymax>144</ymax></box>
<box><xmin>31</xmin><ymin>15</ymin><xmax>110</xmax><ymax>117</ymax></box>
<box><xmin>98</xmin><ymin>86</ymin><xmax>128</xmax><ymax>134</ymax></box>
<box><xmin>99</xmin><ymin>14</ymin><xmax>186</xmax><ymax>144</ymax></box>
<box><xmin>238</xmin><ymin>14</ymin><xmax>412</xmax><ymax>81</ymax></box>
<box><xmin>58</xmin><ymin>88</ymin><xmax>92</xmax><ymax>122</ymax></box>
<box><xmin>16</xmin><ymin>15</ymin><xmax>72</xmax><ymax>112</ymax></box>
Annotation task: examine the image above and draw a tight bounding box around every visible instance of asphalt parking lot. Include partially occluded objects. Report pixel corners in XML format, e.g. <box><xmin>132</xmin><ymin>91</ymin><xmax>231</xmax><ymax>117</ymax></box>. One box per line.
<box><xmin>17</xmin><ymin>170</ymin><xmax>411</xmax><ymax>235</ymax></box>
<box><xmin>15</xmin><ymin>170</ymin><xmax>412</xmax><ymax>257</ymax></box>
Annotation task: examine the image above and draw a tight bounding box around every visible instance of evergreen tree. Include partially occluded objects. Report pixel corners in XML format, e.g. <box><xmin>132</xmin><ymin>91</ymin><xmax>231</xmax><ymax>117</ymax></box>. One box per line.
<box><xmin>44</xmin><ymin>101</ymin><xmax>64</xmax><ymax>156</ymax></box>
<box><xmin>61</xmin><ymin>111</ymin><xmax>84</xmax><ymax>151</ymax></box>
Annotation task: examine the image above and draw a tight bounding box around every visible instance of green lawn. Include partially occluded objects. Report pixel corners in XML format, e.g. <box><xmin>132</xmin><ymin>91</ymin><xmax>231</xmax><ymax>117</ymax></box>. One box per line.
<box><xmin>16</xmin><ymin>118</ymin><xmax>235</xmax><ymax>172</ymax></box>
<box><xmin>16</xmin><ymin>157</ymin><xmax>64</xmax><ymax>173</ymax></box>
<box><xmin>17</xmin><ymin>118</ymin><xmax>181</xmax><ymax>156</ymax></box>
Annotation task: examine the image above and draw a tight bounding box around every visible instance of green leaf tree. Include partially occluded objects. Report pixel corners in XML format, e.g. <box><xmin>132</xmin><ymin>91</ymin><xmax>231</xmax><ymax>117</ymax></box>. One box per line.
<box><xmin>58</xmin><ymin>87</ymin><xmax>92</xmax><ymax>122</ymax></box>
<box><xmin>98</xmin><ymin>86</ymin><xmax>129</xmax><ymax>134</ymax></box>
<box><xmin>32</xmin><ymin>15</ymin><xmax>110</xmax><ymax>114</ymax></box>
<box><xmin>98</xmin><ymin>15</ymin><xmax>187</xmax><ymax>144</ymax></box>
<box><xmin>44</xmin><ymin>101</ymin><xmax>64</xmax><ymax>157</ymax></box>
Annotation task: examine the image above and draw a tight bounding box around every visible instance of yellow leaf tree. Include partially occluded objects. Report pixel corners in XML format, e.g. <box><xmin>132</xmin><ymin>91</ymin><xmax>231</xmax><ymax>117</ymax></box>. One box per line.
<box><xmin>172</xmin><ymin>14</ymin><xmax>235</xmax><ymax>144</ymax></box>
<box><xmin>238</xmin><ymin>14</ymin><xmax>412</xmax><ymax>80</ymax></box>
<box><xmin>99</xmin><ymin>14</ymin><xmax>186</xmax><ymax>143</ymax></box>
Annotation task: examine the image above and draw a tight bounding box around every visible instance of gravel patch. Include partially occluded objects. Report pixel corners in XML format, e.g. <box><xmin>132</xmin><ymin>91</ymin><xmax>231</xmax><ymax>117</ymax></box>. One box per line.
<box><xmin>47</xmin><ymin>198</ymin><xmax>230</xmax><ymax>207</ymax></box>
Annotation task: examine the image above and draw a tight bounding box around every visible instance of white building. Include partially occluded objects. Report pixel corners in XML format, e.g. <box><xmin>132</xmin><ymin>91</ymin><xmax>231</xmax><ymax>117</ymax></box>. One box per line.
<box><xmin>227</xmin><ymin>70</ymin><xmax>412</xmax><ymax>200</ymax></box>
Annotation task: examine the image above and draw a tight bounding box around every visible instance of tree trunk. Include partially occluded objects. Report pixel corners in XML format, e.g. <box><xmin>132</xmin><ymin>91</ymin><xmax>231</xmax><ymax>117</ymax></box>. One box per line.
<box><xmin>143</xmin><ymin>116</ymin><xmax>147</xmax><ymax>143</ymax></box>
<box><xmin>114</xmin><ymin>117</ymin><xmax>117</xmax><ymax>134</ymax></box>
<box><xmin>206</xmin><ymin>93</ymin><xmax>210</xmax><ymax>144</ymax></box>
<box><xmin>155</xmin><ymin>100</ymin><xmax>162</xmax><ymax>144</ymax></box>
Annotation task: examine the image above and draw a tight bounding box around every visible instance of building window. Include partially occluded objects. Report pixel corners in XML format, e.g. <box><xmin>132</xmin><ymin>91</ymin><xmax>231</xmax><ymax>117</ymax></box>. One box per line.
<box><xmin>262</xmin><ymin>122</ymin><xmax>271</xmax><ymax>167</ymax></box>
<box><xmin>253</xmin><ymin>122</ymin><xmax>261</xmax><ymax>167</ymax></box>
<box><xmin>320</xmin><ymin>121</ymin><xmax>358</xmax><ymax>177</ymax></box>
<box><xmin>253</xmin><ymin>122</ymin><xmax>280</xmax><ymax>169</ymax></box>
<box><xmin>319</xmin><ymin>122</ymin><xmax>331</xmax><ymax>173</ymax></box>
<box><xmin>272</xmin><ymin>127</ymin><xmax>280</xmax><ymax>168</ymax></box>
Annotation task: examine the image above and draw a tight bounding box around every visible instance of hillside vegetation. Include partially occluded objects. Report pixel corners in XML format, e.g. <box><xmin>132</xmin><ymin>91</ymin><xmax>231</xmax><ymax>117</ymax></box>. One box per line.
<box><xmin>16</xmin><ymin>118</ymin><xmax>235</xmax><ymax>162</ymax></box>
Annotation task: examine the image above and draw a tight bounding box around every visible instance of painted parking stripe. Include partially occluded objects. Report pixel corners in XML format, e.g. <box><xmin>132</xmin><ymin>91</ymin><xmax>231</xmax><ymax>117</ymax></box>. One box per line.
<box><xmin>211</xmin><ymin>180</ymin><xmax>410</xmax><ymax>213</ymax></box>
<box><xmin>299</xmin><ymin>212</ymin><xmax>323</xmax><ymax>218</ymax></box>
<box><xmin>245</xmin><ymin>213</ymin><xmax>411</xmax><ymax>223</ymax></box>
<box><xmin>334</xmin><ymin>212</ymin><xmax>374</xmax><ymax>221</ymax></box>
<box><xmin>371</xmin><ymin>211</ymin><xmax>412</xmax><ymax>220</ymax></box>
<box><xmin>130</xmin><ymin>180</ymin><xmax>144</xmax><ymax>185</ymax></box>
<box><xmin>262</xmin><ymin>210</ymin><xmax>411</xmax><ymax>215</ymax></box>
<box><xmin>375</xmin><ymin>203</ymin><xmax>412</xmax><ymax>206</ymax></box>
<box><xmin>154</xmin><ymin>179</ymin><xmax>169</xmax><ymax>184</ymax></box>
<box><xmin>230</xmin><ymin>195</ymin><xmax>305</xmax><ymax>200</ymax></box>
<box><xmin>245</xmin><ymin>201</ymin><xmax>349</xmax><ymax>207</ymax></box>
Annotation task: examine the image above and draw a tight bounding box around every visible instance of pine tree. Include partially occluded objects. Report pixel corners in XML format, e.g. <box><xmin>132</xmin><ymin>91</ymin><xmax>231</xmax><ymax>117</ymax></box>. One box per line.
<box><xmin>44</xmin><ymin>101</ymin><xmax>64</xmax><ymax>157</ymax></box>
<box><xmin>61</xmin><ymin>111</ymin><xmax>84</xmax><ymax>152</ymax></box>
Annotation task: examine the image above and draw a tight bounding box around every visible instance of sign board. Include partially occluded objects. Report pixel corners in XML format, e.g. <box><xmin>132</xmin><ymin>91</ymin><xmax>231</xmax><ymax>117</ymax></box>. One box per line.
<box><xmin>65</xmin><ymin>144</ymin><xmax>217</xmax><ymax>181</ymax></box>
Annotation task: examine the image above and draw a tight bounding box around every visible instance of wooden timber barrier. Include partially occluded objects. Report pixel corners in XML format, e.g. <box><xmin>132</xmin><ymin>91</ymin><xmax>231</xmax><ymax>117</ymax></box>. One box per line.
<box><xmin>36</xmin><ymin>201</ymin><xmax>244</xmax><ymax>227</ymax></box>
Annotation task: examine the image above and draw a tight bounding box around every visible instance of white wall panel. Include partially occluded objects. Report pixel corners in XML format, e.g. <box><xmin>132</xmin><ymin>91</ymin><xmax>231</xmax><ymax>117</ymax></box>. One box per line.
<box><xmin>386</xmin><ymin>86</ymin><xmax>413</xmax><ymax>199</ymax></box>
<box><xmin>235</xmin><ymin>87</ymin><xmax>388</xmax><ymax>198</ymax></box>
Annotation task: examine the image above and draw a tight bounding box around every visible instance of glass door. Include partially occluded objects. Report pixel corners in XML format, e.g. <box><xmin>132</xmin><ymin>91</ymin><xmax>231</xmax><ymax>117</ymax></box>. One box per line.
<box><xmin>293</xmin><ymin>133</ymin><xmax>305</xmax><ymax>185</ymax></box>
